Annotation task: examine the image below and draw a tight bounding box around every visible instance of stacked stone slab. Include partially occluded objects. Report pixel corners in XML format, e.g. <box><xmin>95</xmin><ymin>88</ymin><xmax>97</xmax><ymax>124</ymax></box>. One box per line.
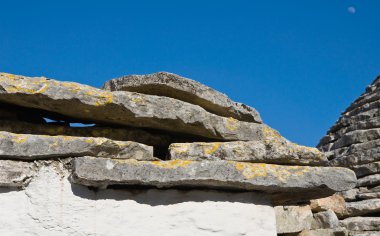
<box><xmin>315</xmin><ymin>76</ymin><xmax>380</xmax><ymax>236</ymax></box>
<box><xmin>0</xmin><ymin>72</ymin><xmax>357</xmax><ymax>235</ymax></box>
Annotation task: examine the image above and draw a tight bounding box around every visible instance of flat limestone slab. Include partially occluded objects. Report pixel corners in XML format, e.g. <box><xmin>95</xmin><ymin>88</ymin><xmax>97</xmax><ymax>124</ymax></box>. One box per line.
<box><xmin>102</xmin><ymin>72</ymin><xmax>262</xmax><ymax>123</ymax></box>
<box><xmin>352</xmin><ymin>162</ymin><xmax>380</xmax><ymax>178</ymax></box>
<box><xmin>169</xmin><ymin>138</ymin><xmax>327</xmax><ymax>166</ymax></box>
<box><xmin>71</xmin><ymin>157</ymin><xmax>357</xmax><ymax>198</ymax></box>
<box><xmin>0</xmin><ymin>160</ymin><xmax>37</xmax><ymax>188</ymax></box>
<box><xmin>0</xmin><ymin>73</ymin><xmax>264</xmax><ymax>141</ymax></box>
<box><xmin>340</xmin><ymin>217</ymin><xmax>380</xmax><ymax>231</ymax></box>
<box><xmin>0</xmin><ymin>162</ymin><xmax>277</xmax><ymax>236</ymax></box>
<box><xmin>344</xmin><ymin>199</ymin><xmax>380</xmax><ymax>217</ymax></box>
<box><xmin>0</xmin><ymin>131</ymin><xmax>154</xmax><ymax>160</ymax></box>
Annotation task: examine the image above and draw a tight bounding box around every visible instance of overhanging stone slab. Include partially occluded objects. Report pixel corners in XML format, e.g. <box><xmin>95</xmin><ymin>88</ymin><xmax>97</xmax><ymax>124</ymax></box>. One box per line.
<box><xmin>169</xmin><ymin>139</ymin><xmax>327</xmax><ymax>166</ymax></box>
<box><xmin>0</xmin><ymin>73</ymin><xmax>265</xmax><ymax>141</ymax></box>
<box><xmin>102</xmin><ymin>72</ymin><xmax>262</xmax><ymax>123</ymax></box>
<box><xmin>71</xmin><ymin>157</ymin><xmax>357</xmax><ymax>199</ymax></box>
<box><xmin>0</xmin><ymin>131</ymin><xmax>154</xmax><ymax>160</ymax></box>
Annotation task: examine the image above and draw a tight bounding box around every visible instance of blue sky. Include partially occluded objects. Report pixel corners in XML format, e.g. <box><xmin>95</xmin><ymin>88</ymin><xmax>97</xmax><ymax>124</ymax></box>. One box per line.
<box><xmin>0</xmin><ymin>1</ymin><xmax>379</xmax><ymax>146</ymax></box>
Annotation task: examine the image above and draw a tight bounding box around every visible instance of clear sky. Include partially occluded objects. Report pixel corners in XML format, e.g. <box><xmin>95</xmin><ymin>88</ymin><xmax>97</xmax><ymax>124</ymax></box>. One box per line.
<box><xmin>1</xmin><ymin>1</ymin><xmax>379</xmax><ymax>147</ymax></box>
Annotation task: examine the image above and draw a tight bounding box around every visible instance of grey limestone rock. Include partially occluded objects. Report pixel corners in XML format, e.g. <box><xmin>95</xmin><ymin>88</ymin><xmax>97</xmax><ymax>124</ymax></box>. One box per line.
<box><xmin>102</xmin><ymin>72</ymin><xmax>262</xmax><ymax>123</ymax></box>
<box><xmin>0</xmin><ymin>131</ymin><xmax>154</xmax><ymax>160</ymax></box>
<box><xmin>344</xmin><ymin>199</ymin><xmax>380</xmax><ymax>217</ymax></box>
<box><xmin>311</xmin><ymin>210</ymin><xmax>340</xmax><ymax>229</ymax></box>
<box><xmin>0</xmin><ymin>73</ymin><xmax>265</xmax><ymax>141</ymax></box>
<box><xmin>358</xmin><ymin>174</ymin><xmax>380</xmax><ymax>187</ymax></box>
<box><xmin>275</xmin><ymin>205</ymin><xmax>313</xmax><ymax>233</ymax></box>
<box><xmin>340</xmin><ymin>217</ymin><xmax>380</xmax><ymax>231</ymax></box>
<box><xmin>0</xmin><ymin>160</ymin><xmax>37</xmax><ymax>188</ymax></box>
<box><xmin>169</xmin><ymin>138</ymin><xmax>327</xmax><ymax>166</ymax></box>
<box><xmin>71</xmin><ymin>157</ymin><xmax>357</xmax><ymax>198</ymax></box>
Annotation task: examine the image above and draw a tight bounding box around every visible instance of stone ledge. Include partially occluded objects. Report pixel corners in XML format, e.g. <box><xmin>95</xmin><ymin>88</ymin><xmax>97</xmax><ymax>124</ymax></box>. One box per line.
<box><xmin>0</xmin><ymin>131</ymin><xmax>154</xmax><ymax>160</ymax></box>
<box><xmin>71</xmin><ymin>157</ymin><xmax>357</xmax><ymax>199</ymax></box>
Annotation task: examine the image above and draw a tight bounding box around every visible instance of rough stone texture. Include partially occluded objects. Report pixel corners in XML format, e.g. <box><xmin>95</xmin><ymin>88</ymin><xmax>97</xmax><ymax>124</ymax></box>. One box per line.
<box><xmin>0</xmin><ymin>160</ymin><xmax>37</xmax><ymax>188</ymax></box>
<box><xmin>311</xmin><ymin>210</ymin><xmax>340</xmax><ymax>229</ymax></box>
<box><xmin>0</xmin><ymin>162</ymin><xmax>277</xmax><ymax>236</ymax></box>
<box><xmin>0</xmin><ymin>131</ymin><xmax>154</xmax><ymax>160</ymax></box>
<box><xmin>102</xmin><ymin>72</ymin><xmax>262</xmax><ymax>123</ymax></box>
<box><xmin>275</xmin><ymin>205</ymin><xmax>313</xmax><ymax>233</ymax></box>
<box><xmin>340</xmin><ymin>217</ymin><xmax>380</xmax><ymax>231</ymax></box>
<box><xmin>298</xmin><ymin>228</ymin><xmax>348</xmax><ymax>236</ymax></box>
<box><xmin>310</xmin><ymin>195</ymin><xmax>348</xmax><ymax>218</ymax></box>
<box><xmin>349</xmin><ymin>232</ymin><xmax>380</xmax><ymax>236</ymax></box>
<box><xmin>357</xmin><ymin>192</ymin><xmax>380</xmax><ymax>200</ymax></box>
<box><xmin>169</xmin><ymin>139</ymin><xmax>327</xmax><ymax>166</ymax></box>
<box><xmin>358</xmin><ymin>174</ymin><xmax>380</xmax><ymax>187</ymax></box>
<box><xmin>72</xmin><ymin>157</ymin><xmax>357</xmax><ymax>200</ymax></box>
<box><xmin>338</xmin><ymin>189</ymin><xmax>359</xmax><ymax>202</ymax></box>
<box><xmin>0</xmin><ymin>73</ymin><xmax>265</xmax><ymax>141</ymax></box>
<box><xmin>318</xmin><ymin>76</ymin><xmax>380</xmax><ymax>167</ymax></box>
<box><xmin>352</xmin><ymin>162</ymin><xmax>380</xmax><ymax>178</ymax></box>
<box><xmin>344</xmin><ymin>199</ymin><xmax>380</xmax><ymax>217</ymax></box>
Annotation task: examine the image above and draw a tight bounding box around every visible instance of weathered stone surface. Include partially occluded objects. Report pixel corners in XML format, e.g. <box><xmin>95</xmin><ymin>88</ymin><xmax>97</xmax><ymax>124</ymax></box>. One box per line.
<box><xmin>275</xmin><ymin>205</ymin><xmax>313</xmax><ymax>233</ymax></box>
<box><xmin>338</xmin><ymin>189</ymin><xmax>359</xmax><ymax>202</ymax></box>
<box><xmin>169</xmin><ymin>138</ymin><xmax>327</xmax><ymax>166</ymax></box>
<box><xmin>358</xmin><ymin>174</ymin><xmax>380</xmax><ymax>187</ymax></box>
<box><xmin>102</xmin><ymin>72</ymin><xmax>262</xmax><ymax>123</ymax></box>
<box><xmin>0</xmin><ymin>160</ymin><xmax>37</xmax><ymax>188</ymax></box>
<box><xmin>71</xmin><ymin>157</ymin><xmax>357</xmax><ymax>198</ymax></box>
<box><xmin>310</xmin><ymin>195</ymin><xmax>347</xmax><ymax>218</ymax></box>
<box><xmin>0</xmin><ymin>73</ymin><xmax>265</xmax><ymax>141</ymax></box>
<box><xmin>348</xmin><ymin>231</ymin><xmax>380</xmax><ymax>236</ymax></box>
<box><xmin>0</xmin><ymin>162</ymin><xmax>277</xmax><ymax>236</ymax></box>
<box><xmin>340</xmin><ymin>217</ymin><xmax>380</xmax><ymax>231</ymax></box>
<box><xmin>352</xmin><ymin>162</ymin><xmax>380</xmax><ymax>178</ymax></box>
<box><xmin>357</xmin><ymin>192</ymin><xmax>380</xmax><ymax>200</ymax></box>
<box><xmin>0</xmin><ymin>131</ymin><xmax>154</xmax><ymax>160</ymax></box>
<box><xmin>311</xmin><ymin>210</ymin><xmax>340</xmax><ymax>229</ymax></box>
<box><xmin>318</xmin><ymin>76</ymin><xmax>380</xmax><ymax>172</ymax></box>
<box><xmin>344</xmin><ymin>199</ymin><xmax>380</xmax><ymax>217</ymax></box>
<box><xmin>328</xmin><ymin>140</ymin><xmax>380</xmax><ymax>166</ymax></box>
<box><xmin>298</xmin><ymin>228</ymin><xmax>348</xmax><ymax>236</ymax></box>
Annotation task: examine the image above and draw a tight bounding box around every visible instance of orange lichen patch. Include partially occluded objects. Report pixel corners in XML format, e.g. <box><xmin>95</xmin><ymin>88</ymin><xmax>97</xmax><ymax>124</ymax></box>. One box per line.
<box><xmin>11</xmin><ymin>134</ymin><xmax>28</xmax><ymax>144</ymax></box>
<box><xmin>225</xmin><ymin>117</ymin><xmax>239</xmax><ymax>131</ymax></box>
<box><xmin>203</xmin><ymin>143</ymin><xmax>221</xmax><ymax>155</ymax></box>
<box><xmin>150</xmin><ymin>160</ymin><xmax>193</xmax><ymax>169</ymax></box>
<box><xmin>234</xmin><ymin>162</ymin><xmax>268</xmax><ymax>179</ymax></box>
<box><xmin>170</xmin><ymin>143</ymin><xmax>190</xmax><ymax>154</ymax></box>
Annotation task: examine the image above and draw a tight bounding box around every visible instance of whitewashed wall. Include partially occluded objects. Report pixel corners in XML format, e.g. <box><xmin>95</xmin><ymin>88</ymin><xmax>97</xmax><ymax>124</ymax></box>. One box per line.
<box><xmin>0</xmin><ymin>162</ymin><xmax>276</xmax><ymax>236</ymax></box>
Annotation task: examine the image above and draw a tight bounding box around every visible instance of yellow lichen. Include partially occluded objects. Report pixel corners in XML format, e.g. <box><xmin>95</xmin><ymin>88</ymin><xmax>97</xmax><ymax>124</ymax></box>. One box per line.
<box><xmin>234</xmin><ymin>162</ymin><xmax>267</xmax><ymax>179</ymax></box>
<box><xmin>11</xmin><ymin>134</ymin><xmax>28</xmax><ymax>144</ymax></box>
<box><xmin>225</xmin><ymin>117</ymin><xmax>239</xmax><ymax>131</ymax></box>
<box><xmin>150</xmin><ymin>160</ymin><xmax>193</xmax><ymax>169</ymax></box>
<box><xmin>203</xmin><ymin>143</ymin><xmax>221</xmax><ymax>155</ymax></box>
<box><xmin>171</xmin><ymin>143</ymin><xmax>190</xmax><ymax>154</ymax></box>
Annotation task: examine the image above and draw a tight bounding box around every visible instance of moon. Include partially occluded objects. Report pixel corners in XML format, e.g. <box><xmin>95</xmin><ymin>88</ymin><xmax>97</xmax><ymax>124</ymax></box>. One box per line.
<box><xmin>348</xmin><ymin>6</ymin><xmax>356</xmax><ymax>14</ymax></box>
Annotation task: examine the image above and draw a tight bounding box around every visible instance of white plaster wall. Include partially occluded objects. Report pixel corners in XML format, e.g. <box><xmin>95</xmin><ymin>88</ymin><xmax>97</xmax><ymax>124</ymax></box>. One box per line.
<box><xmin>0</xmin><ymin>162</ymin><xmax>276</xmax><ymax>236</ymax></box>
